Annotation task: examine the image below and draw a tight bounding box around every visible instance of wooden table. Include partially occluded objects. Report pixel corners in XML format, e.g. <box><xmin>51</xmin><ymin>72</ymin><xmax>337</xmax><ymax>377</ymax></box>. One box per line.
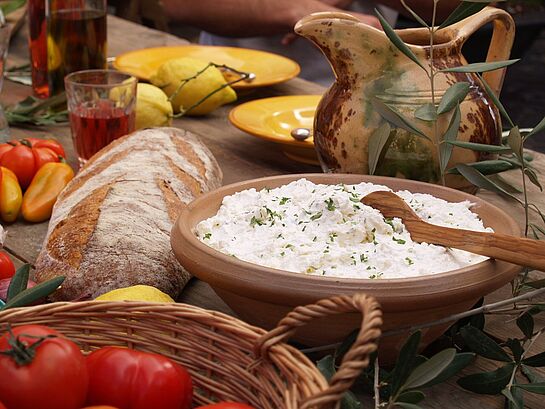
<box><xmin>3</xmin><ymin>15</ymin><xmax>545</xmax><ymax>409</ymax></box>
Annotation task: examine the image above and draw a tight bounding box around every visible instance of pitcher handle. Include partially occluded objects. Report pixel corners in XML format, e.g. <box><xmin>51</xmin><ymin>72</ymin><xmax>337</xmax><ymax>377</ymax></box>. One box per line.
<box><xmin>449</xmin><ymin>6</ymin><xmax>515</xmax><ymax>96</ymax></box>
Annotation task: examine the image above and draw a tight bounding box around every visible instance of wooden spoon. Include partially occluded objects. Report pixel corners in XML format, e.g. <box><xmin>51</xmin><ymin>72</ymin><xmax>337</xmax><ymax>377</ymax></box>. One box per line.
<box><xmin>361</xmin><ymin>190</ymin><xmax>545</xmax><ymax>271</ymax></box>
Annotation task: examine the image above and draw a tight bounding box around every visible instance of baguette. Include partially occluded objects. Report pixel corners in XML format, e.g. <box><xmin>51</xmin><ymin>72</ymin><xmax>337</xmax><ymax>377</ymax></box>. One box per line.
<box><xmin>35</xmin><ymin>127</ymin><xmax>222</xmax><ymax>301</ymax></box>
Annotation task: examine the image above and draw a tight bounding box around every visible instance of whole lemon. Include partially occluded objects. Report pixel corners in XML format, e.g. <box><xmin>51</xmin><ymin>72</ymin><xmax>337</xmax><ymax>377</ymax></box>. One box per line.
<box><xmin>95</xmin><ymin>285</ymin><xmax>175</xmax><ymax>303</ymax></box>
<box><xmin>135</xmin><ymin>83</ymin><xmax>173</xmax><ymax>129</ymax></box>
<box><xmin>150</xmin><ymin>57</ymin><xmax>237</xmax><ymax>116</ymax></box>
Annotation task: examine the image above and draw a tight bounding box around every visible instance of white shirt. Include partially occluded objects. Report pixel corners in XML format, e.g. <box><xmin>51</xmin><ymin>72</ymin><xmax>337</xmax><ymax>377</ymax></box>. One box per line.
<box><xmin>199</xmin><ymin>2</ymin><xmax>398</xmax><ymax>86</ymax></box>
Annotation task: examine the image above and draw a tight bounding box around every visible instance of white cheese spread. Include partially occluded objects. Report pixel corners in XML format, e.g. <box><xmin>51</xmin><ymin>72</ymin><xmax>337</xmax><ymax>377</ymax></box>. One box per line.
<box><xmin>195</xmin><ymin>179</ymin><xmax>492</xmax><ymax>279</ymax></box>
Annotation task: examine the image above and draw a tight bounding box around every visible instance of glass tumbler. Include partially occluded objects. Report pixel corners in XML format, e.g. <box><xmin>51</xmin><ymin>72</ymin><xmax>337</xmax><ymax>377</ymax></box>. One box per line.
<box><xmin>65</xmin><ymin>70</ymin><xmax>137</xmax><ymax>166</ymax></box>
<box><xmin>46</xmin><ymin>0</ymin><xmax>107</xmax><ymax>95</ymax></box>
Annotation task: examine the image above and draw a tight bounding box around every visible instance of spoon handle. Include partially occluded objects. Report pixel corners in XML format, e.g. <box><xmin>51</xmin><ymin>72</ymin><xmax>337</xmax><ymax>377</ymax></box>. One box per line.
<box><xmin>406</xmin><ymin>220</ymin><xmax>545</xmax><ymax>271</ymax></box>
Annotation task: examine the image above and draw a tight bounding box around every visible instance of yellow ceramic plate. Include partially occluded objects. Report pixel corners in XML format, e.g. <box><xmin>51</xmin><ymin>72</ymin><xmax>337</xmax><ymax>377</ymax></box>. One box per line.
<box><xmin>229</xmin><ymin>95</ymin><xmax>321</xmax><ymax>165</ymax></box>
<box><xmin>114</xmin><ymin>45</ymin><xmax>301</xmax><ymax>89</ymax></box>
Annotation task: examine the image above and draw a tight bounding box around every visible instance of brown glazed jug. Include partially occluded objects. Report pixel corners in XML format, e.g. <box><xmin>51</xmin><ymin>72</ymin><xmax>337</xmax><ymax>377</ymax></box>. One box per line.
<box><xmin>295</xmin><ymin>7</ymin><xmax>515</xmax><ymax>190</ymax></box>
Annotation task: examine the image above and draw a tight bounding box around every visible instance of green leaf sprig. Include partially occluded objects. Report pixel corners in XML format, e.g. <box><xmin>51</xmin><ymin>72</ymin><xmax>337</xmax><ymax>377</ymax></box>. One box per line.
<box><xmin>5</xmin><ymin>93</ymin><xmax>69</xmax><ymax>126</ymax></box>
<box><xmin>1</xmin><ymin>264</ymin><xmax>65</xmax><ymax>310</ymax></box>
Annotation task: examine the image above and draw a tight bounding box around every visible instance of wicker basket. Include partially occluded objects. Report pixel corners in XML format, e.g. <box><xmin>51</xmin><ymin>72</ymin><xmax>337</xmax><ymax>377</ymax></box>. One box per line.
<box><xmin>0</xmin><ymin>294</ymin><xmax>382</xmax><ymax>409</ymax></box>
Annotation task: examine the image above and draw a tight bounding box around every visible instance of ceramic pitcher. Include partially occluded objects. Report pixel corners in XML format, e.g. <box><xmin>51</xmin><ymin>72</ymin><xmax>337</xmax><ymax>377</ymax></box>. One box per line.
<box><xmin>295</xmin><ymin>7</ymin><xmax>515</xmax><ymax>190</ymax></box>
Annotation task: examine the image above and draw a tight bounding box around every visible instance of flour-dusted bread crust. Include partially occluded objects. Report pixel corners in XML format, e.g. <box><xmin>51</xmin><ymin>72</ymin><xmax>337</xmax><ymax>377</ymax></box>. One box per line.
<box><xmin>34</xmin><ymin>127</ymin><xmax>222</xmax><ymax>301</ymax></box>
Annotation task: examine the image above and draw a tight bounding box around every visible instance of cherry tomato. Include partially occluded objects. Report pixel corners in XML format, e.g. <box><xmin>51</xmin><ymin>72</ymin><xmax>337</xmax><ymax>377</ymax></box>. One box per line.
<box><xmin>0</xmin><ymin>138</ymin><xmax>66</xmax><ymax>189</ymax></box>
<box><xmin>86</xmin><ymin>347</ymin><xmax>193</xmax><ymax>409</ymax></box>
<box><xmin>0</xmin><ymin>325</ymin><xmax>88</xmax><ymax>409</ymax></box>
<box><xmin>0</xmin><ymin>252</ymin><xmax>15</xmax><ymax>280</ymax></box>
<box><xmin>196</xmin><ymin>404</ymin><xmax>255</xmax><ymax>409</ymax></box>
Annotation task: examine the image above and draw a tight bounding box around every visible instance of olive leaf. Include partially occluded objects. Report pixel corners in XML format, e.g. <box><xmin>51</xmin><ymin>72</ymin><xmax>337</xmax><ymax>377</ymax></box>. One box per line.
<box><xmin>522</xmin><ymin>351</ymin><xmax>545</xmax><ymax>367</ymax></box>
<box><xmin>506</xmin><ymin>339</ymin><xmax>524</xmax><ymax>363</ymax></box>
<box><xmin>3</xmin><ymin>276</ymin><xmax>65</xmax><ymax>310</ymax></box>
<box><xmin>401</xmin><ymin>349</ymin><xmax>456</xmax><ymax>390</ymax></box>
<box><xmin>390</xmin><ymin>332</ymin><xmax>422</xmax><ymax>395</ymax></box>
<box><xmin>437</xmin><ymin>82</ymin><xmax>470</xmax><ymax>115</ymax></box>
<box><xmin>393</xmin><ymin>404</ymin><xmax>423</xmax><ymax>409</ymax></box>
<box><xmin>452</xmin><ymin>163</ymin><xmax>519</xmax><ymax>200</ymax></box>
<box><xmin>457</xmin><ymin>363</ymin><xmax>515</xmax><ymax>394</ymax></box>
<box><xmin>488</xmin><ymin>174</ymin><xmax>522</xmax><ymax>194</ymax></box>
<box><xmin>372</xmin><ymin>98</ymin><xmax>429</xmax><ymax>140</ymax></box>
<box><xmin>396</xmin><ymin>391</ymin><xmax>425</xmax><ymax>404</ymax></box>
<box><xmin>502</xmin><ymin>387</ymin><xmax>524</xmax><ymax>409</ymax></box>
<box><xmin>5</xmin><ymin>93</ymin><xmax>69</xmax><ymax>126</ymax></box>
<box><xmin>522</xmin><ymin>365</ymin><xmax>543</xmax><ymax>383</ymax></box>
<box><xmin>447</xmin><ymin>140</ymin><xmax>512</xmax><ymax>153</ymax></box>
<box><xmin>7</xmin><ymin>264</ymin><xmax>30</xmax><ymax>301</ymax></box>
<box><xmin>440</xmin><ymin>59</ymin><xmax>519</xmax><ymax>73</ymax></box>
<box><xmin>440</xmin><ymin>104</ymin><xmax>461</xmax><ymax>172</ymax></box>
<box><xmin>368</xmin><ymin>122</ymin><xmax>392</xmax><ymax>175</ymax></box>
<box><xmin>448</xmin><ymin>160</ymin><xmax>513</xmax><ymax>175</ymax></box>
<box><xmin>460</xmin><ymin>325</ymin><xmax>512</xmax><ymax>362</ymax></box>
<box><xmin>517</xmin><ymin>313</ymin><xmax>535</xmax><ymax>339</ymax></box>
<box><xmin>439</xmin><ymin>1</ymin><xmax>488</xmax><ymax>28</ymax></box>
<box><xmin>513</xmin><ymin>383</ymin><xmax>545</xmax><ymax>394</ymax></box>
<box><xmin>420</xmin><ymin>352</ymin><xmax>475</xmax><ymax>388</ymax></box>
<box><xmin>375</xmin><ymin>10</ymin><xmax>426</xmax><ymax>72</ymax></box>
<box><xmin>525</xmin><ymin>168</ymin><xmax>543</xmax><ymax>191</ymax></box>
<box><xmin>414</xmin><ymin>103</ymin><xmax>437</xmax><ymax>122</ymax></box>
<box><xmin>507</xmin><ymin>126</ymin><xmax>522</xmax><ymax>160</ymax></box>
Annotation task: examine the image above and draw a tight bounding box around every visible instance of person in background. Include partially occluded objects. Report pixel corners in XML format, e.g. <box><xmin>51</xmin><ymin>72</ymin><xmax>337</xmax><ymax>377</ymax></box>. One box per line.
<box><xmin>162</xmin><ymin>0</ymin><xmax>459</xmax><ymax>86</ymax></box>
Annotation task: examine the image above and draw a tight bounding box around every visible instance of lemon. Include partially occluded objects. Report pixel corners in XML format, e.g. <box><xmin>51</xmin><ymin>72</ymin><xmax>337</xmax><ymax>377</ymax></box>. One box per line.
<box><xmin>95</xmin><ymin>285</ymin><xmax>175</xmax><ymax>303</ymax></box>
<box><xmin>150</xmin><ymin>57</ymin><xmax>237</xmax><ymax>116</ymax></box>
<box><xmin>47</xmin><ymin>36</ymin><xmax>61</xmax><ymax>71</ymax></box>
<box><xmin>135</xmin><ymin>83</ymin><xmax>173</xmax><ymax>129</ymax></box>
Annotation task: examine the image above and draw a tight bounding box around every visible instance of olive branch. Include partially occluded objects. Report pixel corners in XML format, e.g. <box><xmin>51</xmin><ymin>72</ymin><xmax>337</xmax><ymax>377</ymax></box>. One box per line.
<box><xmin>314</xmin><ymin>1</ymin><xmax>545</xmax><ymax>408</ymax></box>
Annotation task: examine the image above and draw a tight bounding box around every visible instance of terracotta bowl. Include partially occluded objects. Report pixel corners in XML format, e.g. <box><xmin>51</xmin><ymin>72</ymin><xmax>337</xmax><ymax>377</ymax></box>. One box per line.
<box><xmin>171</xmin><ymin>174</ymin><xmax>521</xmax><ymax>362</ymax></box>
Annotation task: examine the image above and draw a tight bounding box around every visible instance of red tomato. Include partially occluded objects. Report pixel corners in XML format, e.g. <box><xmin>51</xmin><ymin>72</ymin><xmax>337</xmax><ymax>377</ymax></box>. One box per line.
<box><xmin>0</xmin><ymin>252</ymin><xmax>15</xmax><ymax>280</ymax></box>
<box><xmin>0</xmin><ymin>401</ymin><xmax>6</xmax><ymax>409</ymax></box>
<box><xmin>0</xmin><ymin>325</ymin><xmax>88</xmax><ymax>409</ymax></box>
<box><xmin>86</xmin><ymin>347</ymin><xmax>193</xmax><ymax>409</ymax></box>
<box><xmin>196</xmin><ymin>404</ymin><xmax>255</xmax><ymax>409</ymax></box>
<box><xmin>0</xmin><ymin>138</ymin><xmax>66</xmax><ymax>189</ymax></box>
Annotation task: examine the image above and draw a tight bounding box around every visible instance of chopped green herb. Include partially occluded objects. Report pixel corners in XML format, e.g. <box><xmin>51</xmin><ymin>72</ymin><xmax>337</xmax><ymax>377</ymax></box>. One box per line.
<box><xmin>329</xmin><ymin>232</ymin><xmax>338</xmax><ymax>242</ymax></box>
<box><xmin>203</xmin><ymin>233</ymin><xmax>212</xmax><ymax>239</ymax></box>
<box><xmin>310</xmin><ymin>212</ymin><xmax>323</xmax><ymax>221</ymax></box>
<box><xmin>325</xmin><ymin>198</ymin><xmax>336</xmax><ymax>211</ymax></box>
<box><xmin>393</xmin><ymin>237</ymin><xmax>406</xmax><ymax>245</ymax></box>
<box><xmin>312</xmin><ymin>236</ymin><xmax>317</xmax><ymax>242</ymax></box>
<box><xmin>250</xmin><ymin>216</ymin><xmax>264</xmax><ymax>227</ymax></box>
<box><xmin>285</xmin><ymin>243</ymin><xmax>295</xmax><ymax>250</ymax></box>
<box><xmin>277</xmin><ymin>233</ymin><xmax>284</xmax><ymax>239</ymax></box>
<box><xmin>280</xmin><ymin>251</ymin><xmax>285</xmax><ymax>257</ymax></box>
<box><xmin>360</xmin><ymin>254</ymin><xmax>368</xmax><ymax>263</ymax></box>
<box><xmin>369</xmin><ymin>272</ymin><xmax>383</xmax><ymax>279</ymax></box>
<box><xmin>302</xmin><ymin>225</ymin><xmax>307</xmax><ymax>232</ymax></box>
<box><xmin>280</xmin><ymin>197</ymin><xmax>290</xmax><ymax>205</ymax></box>
<box><xmin>405</xmin><ymin>257</ymin><xmax>414</xmax><ymax>265</ymax></box>
<box><xmin>384</xmin><ymin>218</ymin><xmax>394</xmax><ymax>229</ymax></box>
<box><xmin>349</xmin><ymin>195</ymin><xmax>361</xmax><ymax>203</ymax></box>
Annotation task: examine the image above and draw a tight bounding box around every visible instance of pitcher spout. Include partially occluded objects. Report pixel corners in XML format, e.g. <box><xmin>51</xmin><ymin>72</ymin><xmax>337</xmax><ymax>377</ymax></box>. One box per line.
<box><xmin>294</xmin><ymin>12</ymin><xmax>390</xmax><ymax>82</ymax></box>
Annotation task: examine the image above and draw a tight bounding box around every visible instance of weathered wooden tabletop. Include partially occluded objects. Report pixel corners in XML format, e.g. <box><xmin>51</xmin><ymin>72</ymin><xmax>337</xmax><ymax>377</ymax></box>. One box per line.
<box><xmin>3</xmin><ymin>15</ymin><xmax>545</xmax><ymax>409</ymax></box>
